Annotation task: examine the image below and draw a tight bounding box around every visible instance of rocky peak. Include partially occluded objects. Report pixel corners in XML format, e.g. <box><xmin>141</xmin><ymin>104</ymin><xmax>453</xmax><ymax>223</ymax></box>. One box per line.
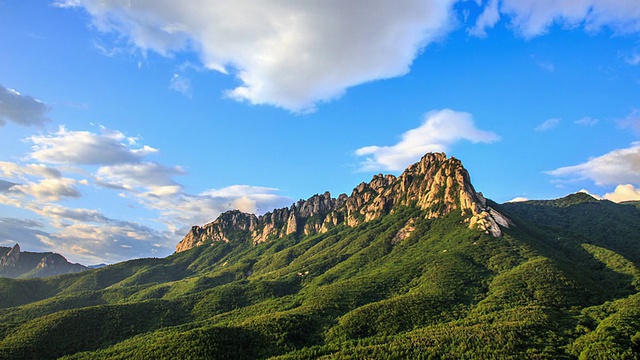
<box><xmin>0</xmin><ymin>244</ymin><xmax>88</xmax><ymax>278</ymax></box>
<box><xmin>0</xmin><ymin>243</ymin><xmax>20</xmax><ymax>267</ymax></box>
<box><xmin>397</xmin><ymin>152</ymin><xmax>484</xmax><ymax>217</ymax></box>
<box><xmin>176</xmin><ymin>152</ymin><xmax>512</xmax><ymax>252</ymax></box>
<box><xmin>175</xmin><ymin>210</ymin><xmax>258</xmax><ymax>252</ymax></box>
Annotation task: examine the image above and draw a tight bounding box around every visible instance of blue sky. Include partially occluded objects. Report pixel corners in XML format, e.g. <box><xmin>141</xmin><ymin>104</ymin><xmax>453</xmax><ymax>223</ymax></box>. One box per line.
<box><xmin>1</xmin><ymin>1</ymin><xmax>639</xmax><ymax>264</ymax></box>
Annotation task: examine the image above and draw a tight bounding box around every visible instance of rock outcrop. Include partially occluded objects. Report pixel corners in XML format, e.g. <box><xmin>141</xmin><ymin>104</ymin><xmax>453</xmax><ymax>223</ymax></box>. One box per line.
<box><xmin>0</xmin><ymin>243</ymin><xmax>88</xmax><ymax>278</ymax></box>
<box><xmin>0</xmin><ymin>243</ymin><xmax>21</xmax><ymax>267</ymax></box>
<box><xmin>176</xmin><ymin>153</ymin><xmax>512</xmax><ymax>252</ymax></box>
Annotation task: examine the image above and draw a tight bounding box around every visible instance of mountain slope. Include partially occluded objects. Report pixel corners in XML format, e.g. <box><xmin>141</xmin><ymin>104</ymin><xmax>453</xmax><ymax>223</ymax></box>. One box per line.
<box><xmin>0</xmin><ymin>153</ymin><xmax>638</xmax><ymax>359</ymax></box>
<box><xmin>502</xmin><ymin>193</ymin><xmax>640</xmax><ymax>264</ymax></box>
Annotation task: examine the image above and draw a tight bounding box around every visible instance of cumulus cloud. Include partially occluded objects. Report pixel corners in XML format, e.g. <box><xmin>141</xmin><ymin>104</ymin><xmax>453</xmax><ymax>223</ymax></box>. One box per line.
<box><xmin>472</xmin><ymin>0</ymin><xmax>640</xmax><ymax>38</ymax></box>
<box><xmin>57</xmin><ymin>0</ymin><xmax>456</xmax><ymax>112</ymax></box>
<box><xmin>547</xmin><ymin>143</ymin><xmax>640</xmax><ymax>185</ymax></box>
<box><xmin>27</xmin><ymin>126</ymin><xmax>157</xmax><ymax>165</ymax></box>
<box><xmin>602</xmin><ymin>184</ymin><xmax>640</xmax><ymax>203</ymax></box>
<box><xmin>0</xmin><ymin>84</ymin><xmax>50</xmax><ymax>127</ymax></box>
<box><xmin>534</xmin><ymin>118</ymin><xmax>560</xmax><ymax>132</ymax></box>
<box><xmin>355</xmin><ymin>109</ymin><xmax>499</xmax><ymax>172</ymax></box>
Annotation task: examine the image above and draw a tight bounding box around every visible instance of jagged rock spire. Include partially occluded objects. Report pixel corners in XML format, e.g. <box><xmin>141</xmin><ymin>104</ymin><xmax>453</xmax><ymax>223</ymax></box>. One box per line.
<box><xmin>0</xmin><ymin>243</ymin><xmax>20</xmax><ymax>267</ymax></box>
<box><xmin>176</xmin><ymin>153</ymin><xmax>512</xmax><ymax>252</ymax></box>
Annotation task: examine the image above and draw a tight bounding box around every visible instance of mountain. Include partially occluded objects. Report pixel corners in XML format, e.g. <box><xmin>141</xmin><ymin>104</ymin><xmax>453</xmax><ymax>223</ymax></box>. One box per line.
<box><xmin>502</xmin><ymin>192</ymin><xmax>640</xmax><ymax>264</ymax></box>
<box><xmin>0</xmin><ymin>244</ymin><xmax>87</xmax><ymax>279</ymax></box>
<box><xmin>0</xmin><ymin>153</ymin><xmax>638</xmax><ymax>359</ymax></box>
<box><xmin>176</xmin><ymin>152</ymin><xmax>511</xmax><ymax>252</ymax></box>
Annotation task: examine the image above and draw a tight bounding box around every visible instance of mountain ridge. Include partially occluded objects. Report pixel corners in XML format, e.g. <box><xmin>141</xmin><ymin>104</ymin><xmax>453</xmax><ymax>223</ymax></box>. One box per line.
<box><xmin>177</xmin><ymin>152</ymin><xmax>512</xmax><ymax>252</ymax></box>
<box><xmin>0</xmin><ymin>243</ymin><xmax>87</xmax><ymax>279</ymax></box>
<box><xmin>0</xmin><ymin>152</ymin><xmax>637</xmax><ymax>359</ymax></box>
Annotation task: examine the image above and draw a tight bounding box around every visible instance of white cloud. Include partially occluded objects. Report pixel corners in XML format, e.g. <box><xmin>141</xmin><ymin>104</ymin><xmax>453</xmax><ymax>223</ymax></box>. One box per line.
<box><xmin>96</xmin><ymin>162</ymin><xmax>185</xmax><ymax>195</ymax></box>
<box><xmin>0</xmin><ymin>84</ymin><xmax>50</xmax><ymax>127</ymax></box>
<box><xmin>548</xmin><ymin>143</ymin><xmax>640</xmax><ymax>186</ymax></box>
<box><xmin>575</xmin><ymin>117</ymin><xmax>599</xmax><ymax>127</ymax></box>
<box><xmin>534</xmin><ymin>118</ymin><xmax>560</xmax><ymax>132</ymax></box>
<box><xmin>355</xmin><ymin>108</ymin><xmax>500</xmax><ymax>172</ymax></box>
<box><xmin>27</xmin><ymin>126</ymin><xmax>157</xmax><ymax>165</ymax></box>
<box><xmin>603</xmin><ymin>184</ymin><xmax>640</xmax><ymax>203</ymax></box>
<box><xmin>0</xmin><ymin>161</ymin><xmax>80</xmax><ymax>201</ymax></box>
<box><xmin>26</xmin><ymin>204</ymin><xmax>110</xmax><ymax>225</ymax></box>
<box><xmin>9</xmin><ymin>178</ymin><xmax>81</xmax><ymax>202</ymax></box>
<box><xmin>475</xmin><ymin>0</ymin><xmax>640</xmax><ymax>38</ymax></box>
<box><xmin>0</xmin><ymin>161</ymin><xmax>61</xmax><ymax>180</ymax></box>
<box><xmin>58</xmin><ymin>0</ymin><xmax>456</xmax><ymax>112</ymax></box>
<box><xmin>2</xmin><ymin>125</ymin><xmax>294</xmax><ymax>263</ymax></box>
<box><xmin>23</xmin><ymin>203</ymin><xmax>173</xmax><ymax>263</ymax></box>
<box><xmin>169</xmin><ymin>73</ymin><xmax>192</xmax><ymax>98</ymax></box>
<box><xmin>469</xmin><ymin>0</ymin><xmax>500</xmax><ymax>37</ymax></box>
<box><xmin>505</xmin><ymin>196</ymin><xmax>529</xmax><ymax>203</ymax></box>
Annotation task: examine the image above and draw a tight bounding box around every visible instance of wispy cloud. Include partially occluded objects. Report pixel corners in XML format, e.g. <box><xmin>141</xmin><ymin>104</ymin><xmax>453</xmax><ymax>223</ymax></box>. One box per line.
<box><xmin>0</xmin><ymin>84</ymin><xmax>50</xmax><ymax>128</ymax></box>
<box><xmin>471</xmin><ymin>0</ymin><xmax>640</xmax><ymax>38</ymax></box>
<box><xmin>355</xmin><ymin>109</ymin><xmax>499</xmax><ymax>172</ymax></box>
<box><xmin>625</xmin><ymin>53</ymin><xmax>640</xmax><ymax>66</ymax></box>
<box><xmin>169</xmin><ymin>74</ymin><xmax>192</xmax><ymax>98</ymax></box>
<box><xmin>616</xmin><ymin>109</ymin><xmax>640</xmax><ymax>135</ymax></box>
<box><xmin>535</xmin><ymin>118</ymin><xmax>560</xmax><ymax>132</ymax></box>
<box><xmin>547</xmin><ymin>142</ymin><xmax>640</xmax><ymax>186</ymax></box>
<box><xmin>575</xmin><ymin>117</ymin><xmax>599</xmax><ymax>127</ymax></box>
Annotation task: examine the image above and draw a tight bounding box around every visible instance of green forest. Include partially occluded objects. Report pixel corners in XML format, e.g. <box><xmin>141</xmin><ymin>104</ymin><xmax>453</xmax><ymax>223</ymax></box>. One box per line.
<box><xmin>0</xmin><ymin>193</ymin><xmax>639</xmax><ymax>359</ymax></box>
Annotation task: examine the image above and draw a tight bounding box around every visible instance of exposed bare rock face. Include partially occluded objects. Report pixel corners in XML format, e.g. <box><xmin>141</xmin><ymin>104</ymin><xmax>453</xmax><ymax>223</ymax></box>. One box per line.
<box><xmin>176</xmin><ymin>153</ymin><xmax>512</xmax><ymax>252</ymax></box>
<box><xmin>176</xmin><ymin>210</ymin><xmax>258</xmax><ymax>252</ymax></box>
<box><xmin>0</xmin><ymin>243</ymin><xmax>88</xmax><ymax>278</ymax></box>
<box><xmin>0</xmin><ymin>244</ymin><xmax>20</xmax><ymax>267</ymax></box>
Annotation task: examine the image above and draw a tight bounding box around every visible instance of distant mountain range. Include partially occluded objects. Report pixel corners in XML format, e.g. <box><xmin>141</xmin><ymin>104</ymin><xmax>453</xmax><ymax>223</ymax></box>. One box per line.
<box><xmin>0</xmin><ymin>243</ymin><xmax>87</xmax><ymax>279</ymax></box>
<box><xmin>0</xmin><ymin>152</ymin><xmax>638</xmax><ymax>359</ymax></box>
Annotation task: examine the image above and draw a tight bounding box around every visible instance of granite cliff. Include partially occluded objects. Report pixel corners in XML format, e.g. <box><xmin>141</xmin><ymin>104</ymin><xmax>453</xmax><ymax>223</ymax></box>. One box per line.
<box><xmin>176</xmin><ymin>153</ymin><xmax>512</xmax><ymax>252</ymax></box>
